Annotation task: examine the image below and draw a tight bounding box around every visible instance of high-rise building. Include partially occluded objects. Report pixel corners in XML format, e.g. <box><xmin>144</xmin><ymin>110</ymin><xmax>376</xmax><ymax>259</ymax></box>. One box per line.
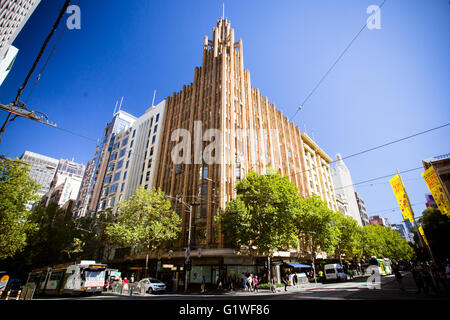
<box><xmin>355</xmin><ymin>192</ymin><xmax>369</xmax><ymax>226</ymax></box>
<box><xmin>20</xmin><ymin>150</ymin><xmax>59</xmax><ymax>198</ymax></box>
<box><xmin>40</xmin><ymin>159</ymin><xmax>85</xmax><ymax>207</ymax></box>
<box><xmin>75</xmin><ymin>102</ymin><xmax>166</xmax><ymax>217</ymax></box>
<box><xmin>0</xmin><ymin>0</ymin><xmax>41</xmax><ymax>86</ymax></box>
<box><xmin>369</xmin><ymin>215</ymin><xmax>388</xmax><ymax>227</ymax></box>
<box><xmin>331</xmin><ymin>154</ymin><xmax>363</xmax><ymax>226</ymax></box>
<box><xmin>154</xmin><ymin>18</ymin><xmax>337</xmax><ymax>250</ymax></box>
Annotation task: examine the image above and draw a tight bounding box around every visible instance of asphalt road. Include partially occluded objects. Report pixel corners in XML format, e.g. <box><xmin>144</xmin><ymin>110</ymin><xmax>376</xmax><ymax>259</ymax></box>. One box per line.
<box><xmin>34</xmin><ymin>272</ymin><xmax>448</xmax><ymax>301</ymax></box>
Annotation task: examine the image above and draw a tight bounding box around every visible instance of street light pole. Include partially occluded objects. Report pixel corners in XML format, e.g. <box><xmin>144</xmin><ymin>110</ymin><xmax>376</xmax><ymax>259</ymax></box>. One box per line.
<box><xmin>185</xmin><ymin>204</ymin><xmax>192</xmax><ymax>293</ymax></box>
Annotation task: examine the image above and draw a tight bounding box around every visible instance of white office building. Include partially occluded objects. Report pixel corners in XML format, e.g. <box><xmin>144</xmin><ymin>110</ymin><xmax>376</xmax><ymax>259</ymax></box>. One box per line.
<box><xmin>93</xmin><ymin>100</ymin><xmax>166</xmax><ymax>214</ymax></box>
<box><xmin>331</xmin><ymin>154</ymin><xmax>363</xmax><ymax>226</ymax></box>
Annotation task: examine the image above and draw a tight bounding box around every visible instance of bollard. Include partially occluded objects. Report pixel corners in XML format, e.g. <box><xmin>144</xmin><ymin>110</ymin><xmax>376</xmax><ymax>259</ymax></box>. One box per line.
<box><xmin>5</xmin><ymin>291</ymin><xmax>10</xmax><ymax>300</ymax></box>
<box><xmin>16</xmin><ymin>290</ymin><xmax>22</xmax><ymax>300</ymax></box>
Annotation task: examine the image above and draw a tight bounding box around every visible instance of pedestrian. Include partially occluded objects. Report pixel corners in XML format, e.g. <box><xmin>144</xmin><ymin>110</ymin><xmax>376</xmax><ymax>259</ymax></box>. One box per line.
<box><xmin>422</xmin><ymin>264</ymin><xmax>437</xmax><ymax>295</ymax></box>
<box><xmin>253</xmin><ymin>276</ymin><xmax>259</xmax><ymax>292</ymax></box>
<box><xmin>392</xmin><ymin>263</ymin><xmax>405</xmax><ymax>291</ymax></box>
<box><xmin>411</xmin><ymin>264</ymin><xmax>425</xmax><ymax>294</ymax></box>
<box><xmin>247</xmin><ymin>274</ymin><xmax>253</xmax><ymax>292</ymax></box>
<box><xmin>283</xmin><ymin>277</ymin><xmax>288</xmax><ymax>291</ymax></box>
<box><xmin>348</xmin><ymin>269</ymin><xmax>354</xmax><ymax>280</ymax></box>
<box><xmin>218</xmin><ymin>278</ymin><xmax>223</xmax><ymax>291</ymax></box>
<box><xmin>271</xmin><ymin>277</ymin><xmax>277</xmax><ymax>293</ymax></box>
<box><xmin>123</xmin><ymin>277</ymin><xmax>129</xmax><ymax>293</ymax></box>
<box><xmin>130</xmin><ymin>274</ymin><xmax>135</xmax><ymax>284</ymax></box>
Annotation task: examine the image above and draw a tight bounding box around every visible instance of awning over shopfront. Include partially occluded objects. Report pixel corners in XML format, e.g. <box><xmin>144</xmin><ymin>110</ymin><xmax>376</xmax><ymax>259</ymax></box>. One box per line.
<box><xmin>285</xmin><ymin>262</ymin><xmax>311</xmax><ymax>269</ymax></box>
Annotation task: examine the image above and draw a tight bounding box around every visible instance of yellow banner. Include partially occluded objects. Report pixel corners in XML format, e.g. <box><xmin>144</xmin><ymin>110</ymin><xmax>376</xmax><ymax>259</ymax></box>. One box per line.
<box><xmin>422</xmin><ymin>166</ymin><xmax>450</xmax><ymax>217</ymax></box>
<box><xmin>389</xmin><ymin>174</ymin><xmax>414</xmax><ymax>222</ymax></box>
<box><xmin>418</xmin><ymin>226</ymin><xmax>429</xmax><ymax>246</ymax></box>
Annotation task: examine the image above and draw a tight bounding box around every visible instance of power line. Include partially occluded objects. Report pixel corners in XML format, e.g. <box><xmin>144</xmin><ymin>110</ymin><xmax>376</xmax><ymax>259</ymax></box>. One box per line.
<box><xmin>333</xmin><ymin>166</ymin><xmax>423</xmax><ymax>192</ymax></box>
<box><xmin>289</xmin><ymin>0</ymin><xmax>387</xmax><ymax>122</ymax></box>
<box><xmin>287</xmin><ymin>122</ymin><xmax>450</xmax><ymax>179</ymax></box>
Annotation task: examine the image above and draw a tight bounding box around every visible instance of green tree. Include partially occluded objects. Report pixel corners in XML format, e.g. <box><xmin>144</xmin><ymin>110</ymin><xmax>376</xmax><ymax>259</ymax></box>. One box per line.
<box><xmin>0</xmin><ymin>157</ymin><xmax>39</xmax><ymax>260</ymax></box>
<box><xmin>294</xmin><ymin>195</ymin><xmax>338</xmax><ymax>264</ymax></box>
<box><xmin>361</xmin><ymin>224</ymin><xmax>414</xmax><ymax>260</ymax></box>
<box><xmin>331</xmin><ymin>211</ymin><xmax>363</xmax><ymax>263</ymax></box>
<box><xmin>217</xmin><ymin>170</ymin><xmax>300</xmax><ymax>287</ymax></box>
<box><xmin>218</xmin><ymin>171</ymin><xmax>299</xmax><ymax>255</ymax></box>
<box><xmin>105</xmin><ymin>186</ymin><xmax>181</xmax><ymax>277</ymax></box>
<box><xmin>416</xmin><ymin>207</ymin><xmax>450</xmax><ymax>263</ymax></box>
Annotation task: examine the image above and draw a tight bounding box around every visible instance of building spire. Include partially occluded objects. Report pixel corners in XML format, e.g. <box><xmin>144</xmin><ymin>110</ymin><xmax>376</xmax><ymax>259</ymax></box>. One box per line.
<box><xmin>222</xmin><ymin>2</ymin><xmax>225</xmax><ymax>20</ymax></box>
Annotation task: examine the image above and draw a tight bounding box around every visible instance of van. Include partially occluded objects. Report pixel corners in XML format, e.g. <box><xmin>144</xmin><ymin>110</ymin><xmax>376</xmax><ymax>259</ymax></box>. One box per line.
<box><xmin>324</xmin><ymin>264</ymin><xmax>347</xmax><ymax>282</ymax></box>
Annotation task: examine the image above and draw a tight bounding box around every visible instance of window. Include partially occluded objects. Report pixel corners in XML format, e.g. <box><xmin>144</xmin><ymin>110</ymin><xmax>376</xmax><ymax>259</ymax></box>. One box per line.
<box><xmin>105</xmin><ymin>175</ymin><xmax>112</xmax><ymax>184</ymax></box>
<box><xmin>110</xmin><ymin>184</ymin><xmax>117</xmax><ymax>193</ymax></box>
<box><xmin>155</xmin><ymin>113</ymin><xmax>160</xmax><ymax>123</ymax></box>
<box><xmin>122</xmin><ymin>138</ymin><xmax>128</xmax><ymax>146</ymax></box>
<box><xmin>149</xmin><ymin>147</ymin><xmax>154</xmax><ymax>156</ymax></box>
<box><xmin>128</xmin><ymin>150</ymin><xmax>132</xmax><ymax>158</ymax></box>
<box><xmin>126</xmin><ymin>161</ymin><xmax>129</xmax><ymax>169</ymax></box>
<box><xmin>123</xmin><ymin>172</ymin><xmax>127</xmax><ymax>180</ymax></box>
<box><xmin>109</xmin><ymin>197</ymin><xmax>115</xmax><ymax>207</ymax></box>
<box><xmin>111</xmin><ymin>153</ymin><xmax>117</xmax><ymax>161</ymax></box>
<box><xmin>117</xmin><ymin>160</ymin><xmax>123</xmax><ymax>169</ymax></box>
<box><xmin>121</xmin><ymin>183</ymin><xmax>125</xmax><ymax>192</ymax></box>
<box><xmin>108</xmin><ymin>163</ymin><xmax>115</xmax><ymax>172</ymax></box>
<box><xmin>132</xmin><ymin>129</ymin><xmax>136</xmax><ymax>138</ymax></box>
<box><xmin>202</xmin><ymin>166</ymin><xmax>208</xmax><ymax>179</ymax></box>
<box><xmin>148</xmin><ymin>160</ymin><xmax>152</xmax><ymax>168</ymax></box>
<box><xmin>114</xmin><ymin>172</ymin><xmax>120</xmax><ymax>182</ymax></box>
<box><xmin>176</xmin><ymin>164</ymin><xmax>182</xmax><ymax>174</ymax></box>
<box><xmin>152</xmin><ymin>135</ymin><xmax>156</xmax><ymax>144</ymax></box>
<box><xmin>119</xmin><ymin>148</ymin><xmax>126</xmax><ymax>158</ymax></box>
<box><xmin>130</xmin><ymin>140</ymin><xmax>134</xmax><ymax>148</ymax></box>
<box><xmin>153</xmin><ymin>125</ymin><xmax>158</xmax><ymax>133</ymax></box>
<box><xmin>113</xmin><ymin>142</ymin><xmax>119</xmax><ymax>150</ymax></box>
<box><xmin>235</xmin><ymin>166</ymin><xmax>241</xmax><ymax>181</ymax></box>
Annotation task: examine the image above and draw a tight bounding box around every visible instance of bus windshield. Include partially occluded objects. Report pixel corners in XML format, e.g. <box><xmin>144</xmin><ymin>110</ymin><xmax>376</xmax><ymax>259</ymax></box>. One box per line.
<box><xmin>84</xmin><ymin>270</ymin><xmax>105</xmax><ymax>286</ymax></box>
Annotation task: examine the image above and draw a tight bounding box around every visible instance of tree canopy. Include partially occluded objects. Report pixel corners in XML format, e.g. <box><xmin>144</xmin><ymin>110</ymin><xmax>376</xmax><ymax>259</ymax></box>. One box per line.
<box><xmin>0</xmin><ymin>157</ymin><xmax>40</xmax><ymax>260</ymax></box>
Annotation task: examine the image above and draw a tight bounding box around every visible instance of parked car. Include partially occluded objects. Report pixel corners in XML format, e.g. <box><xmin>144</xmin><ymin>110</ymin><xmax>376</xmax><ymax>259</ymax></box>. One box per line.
<box><xmin>137</xmin><ymin>278</ymin><xmax>166</xmax><ymax>294</ymax></box>
<box><xmin>324</xmin><ymin>264</ymin><xmax>347</xmax><ymax>282</ymax></box>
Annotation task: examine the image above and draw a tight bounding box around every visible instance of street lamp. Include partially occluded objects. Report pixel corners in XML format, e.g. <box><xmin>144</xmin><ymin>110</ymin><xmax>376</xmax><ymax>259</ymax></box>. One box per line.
<box><xmin>163</xmin><ymin>194</ymin><xmax>198</xmax><ymax>292</ymax></box>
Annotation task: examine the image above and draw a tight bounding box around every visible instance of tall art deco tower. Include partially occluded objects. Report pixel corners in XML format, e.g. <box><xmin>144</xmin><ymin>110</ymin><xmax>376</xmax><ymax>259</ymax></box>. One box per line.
<box><xmin>155</xmin><ymin>18</ymin><xmax>338</xmax><ymax>250</ymax></box>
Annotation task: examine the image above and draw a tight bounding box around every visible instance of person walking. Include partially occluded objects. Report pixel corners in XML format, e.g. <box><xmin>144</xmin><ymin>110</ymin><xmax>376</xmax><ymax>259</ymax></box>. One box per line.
<box><xmin>411</xmin><ymin>264</ymin><xmax>425</xmax><ymax>294</ymax></box>
<box><xmin>283</xmin><ymin>277</ymin><xmax>288</xmax><ymax>292</ymax></box>
<box><xmin>271</xmin><ymin>277</ymin><xmax>277</xmax><ymax>293</ymax></box>
<box><xmin>201</xmin><ymin>276</ymin><xmax>206</xmax><ymax>293</ymax></box>
<box><xmin>392</xmin><ymin>263</ymin><xmax>405</xmax><ymax>292</ymax></box>
<box><xmin>253</xmin><ymin>276</ymin><xmax>259</xmax><ymax>292</ymax></box>
<box><xmin>422</xmin><ymin>264</ymin><xmax>437</xmax><ymax>295</ymax></box>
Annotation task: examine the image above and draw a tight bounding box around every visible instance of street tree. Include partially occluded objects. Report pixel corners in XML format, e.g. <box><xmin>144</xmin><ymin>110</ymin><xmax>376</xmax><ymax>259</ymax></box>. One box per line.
<box><xmin>104</xmin><ymin>186</ymin><xmax>181</xmax><ymax>277</ymax></box>
<box><xmin>415</xmin><ymin>207</ymin><xmax>450</xmax><ymax>263</ymax></box>
<box><xmin>330</xmin><ymin>211</ymin><xmax>363</xmax><ymax>263</ymax></box>
<box><xmin>0</xmin><ymin>157</ymin><xmax>39</xmax><ymax>260</ymax></box>
<box><xmin>217</xmin><ymin>170</ymin><xmax>300</xmax><ymax>285</ymax></box>
<box><xmin>294</xmin><ymin>195</ymin><xmax>338</xmax><ymax>270</ymax></box>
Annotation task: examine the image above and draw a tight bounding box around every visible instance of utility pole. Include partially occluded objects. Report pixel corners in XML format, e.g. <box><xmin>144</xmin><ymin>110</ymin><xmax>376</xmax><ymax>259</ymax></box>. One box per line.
<box><xmin>397</xmin><ymin>169</ymin><xmax>435</xmax><ymax>264</ymax></box>
<box><xmin>0</xmin><ymin>0</ymin><xmax>70</xmax><ymax>143</ymax></box>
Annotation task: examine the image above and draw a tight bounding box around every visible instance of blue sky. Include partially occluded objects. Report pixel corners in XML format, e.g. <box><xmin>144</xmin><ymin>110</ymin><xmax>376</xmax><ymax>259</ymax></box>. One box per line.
<box><xmin>0</xmin><ymin>0</ymin><xmax>448</xmax><ymax>225</ymax></box>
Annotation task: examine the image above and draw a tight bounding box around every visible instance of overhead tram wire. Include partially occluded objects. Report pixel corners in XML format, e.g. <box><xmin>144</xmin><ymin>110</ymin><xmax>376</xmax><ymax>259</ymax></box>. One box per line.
<box><xmin>333</xmin><ymin>166</ymin><xmax>423</xmax><ymax>192</ymax></box>
<box><xmin>289</xmin><ymin>0</ymin><xmax>387</xmax><ymax>122</ymax></box>
<box><xmin>287</xmin><ymin>122</ymin><xmax>450</xmax><ymax>180</ymax></box>
<box><xmin>0</xmin><ymin>0</ymin><xmax>71</xmax><ymax>142</ymax></box>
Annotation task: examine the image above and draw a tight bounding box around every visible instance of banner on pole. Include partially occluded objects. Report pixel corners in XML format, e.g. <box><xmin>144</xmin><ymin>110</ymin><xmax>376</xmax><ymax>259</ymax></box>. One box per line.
<box><xmin>389</xmin><ymin>174</ymin><xmax>414</xmax><ymax>222</ymax></box>
<box><xmin>422</xmin><ymin>166</ymin><xmax>450</xmax><ymax>217</ymax></box>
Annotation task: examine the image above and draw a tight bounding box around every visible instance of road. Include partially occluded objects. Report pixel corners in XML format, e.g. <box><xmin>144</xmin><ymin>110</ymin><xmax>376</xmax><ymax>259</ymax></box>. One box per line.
<box><xmin>35</xmin><ymin>272</ymin><xmax>447</xmax><ymax>301</ymax></box>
